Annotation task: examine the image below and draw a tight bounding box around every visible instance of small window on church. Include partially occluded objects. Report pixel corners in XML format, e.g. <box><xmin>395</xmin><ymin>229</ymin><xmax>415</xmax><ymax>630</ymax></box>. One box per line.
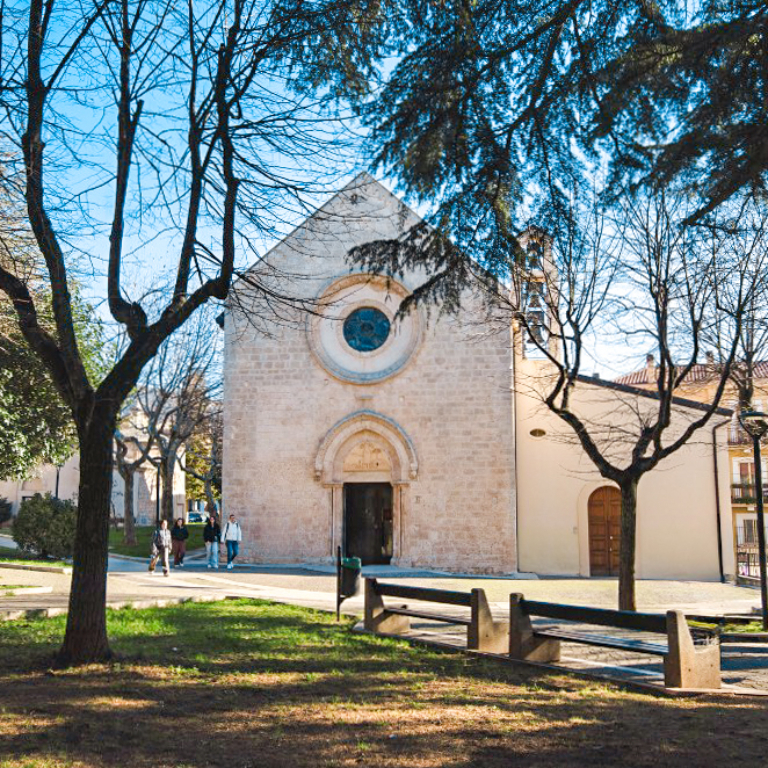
<box><xmin>343</xmin><ymin>307</ymin><xmax>391</xmax><ymax>352</ymax></box>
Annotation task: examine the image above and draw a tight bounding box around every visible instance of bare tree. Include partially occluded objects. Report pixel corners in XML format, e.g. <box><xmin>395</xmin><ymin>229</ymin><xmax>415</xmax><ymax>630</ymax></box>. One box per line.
<box><xmin>353</xmin><ymin>189</ymin><xmax>766</xmax><ymax>610</ymax></box>
<box><xmin>0</xmin><ymin>0</ymin><xmax>387</xmax><ymax>663</ymax></box>
<box><xmin>509</xmin><ymin>196</ymin><xmax>768</xmax><ymax>609</ymax></box>
<box><xmin>114</xmin><ymin>424</ymin><xmax>156</xmax><ymax>547</ymax></box>
<box><xmin>137</xmin><ymin>314</ymin><xmax>221</xmax><ymax>524</ymax></box>
<box><xmin>179</xmin><ymin>410</ymin><xmax>223</xmax><ymax>517</ymax></box>
<box><xmin>706</xmin><ymin>202</ymin><xmax>768</xmax><ymax>415</ymax></box>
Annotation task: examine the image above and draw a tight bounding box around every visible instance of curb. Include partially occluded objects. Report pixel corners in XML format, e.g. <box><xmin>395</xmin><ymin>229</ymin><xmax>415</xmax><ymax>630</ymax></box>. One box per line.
<box><xmin>1</xmin><ymin>586</ymin><xmax>53</xmax><ymax>596</ymax></box>
<box><xmin>0</xmin><ymin>592</ymin><xmax>233</xmax><ymax>623</ymax></box>
<box><xmin>107</xmin><ymin>554</ymin><xmax>147</xmax><ymax>563</ymax></box>
<box><xmin>0</xmin><ymin>563</ymin><xmax>71</xmax><ymax>574</ymax></box>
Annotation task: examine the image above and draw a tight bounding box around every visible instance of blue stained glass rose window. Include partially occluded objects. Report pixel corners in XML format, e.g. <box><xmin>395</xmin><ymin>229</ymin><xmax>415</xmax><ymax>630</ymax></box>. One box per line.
<box><xmin>343</xmin><ymin>307</ymin><xmax>391</xmax><ymax>352</ymax></box>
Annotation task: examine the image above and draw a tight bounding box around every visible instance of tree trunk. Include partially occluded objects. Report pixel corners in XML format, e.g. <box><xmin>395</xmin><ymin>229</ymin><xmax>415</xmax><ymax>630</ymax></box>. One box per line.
<box><xmin>204</xmin><ymin>478</ymin><xmax>217</xmax><ymax>515</ymax></box>
<box><xmin>57</xmin><ymin>408</ymin><xmax>117</xmax><ymax>665</ymax></box>
<box><xmin>618</xmin><ymin>478</ymin><xmax>639</xmax><ymax>612</ymax></box>
<box><xmin>161</xmin><ymin>452</ymin><xmax>176</xmax><ymax>523</ymax></box>
<box><xmin>122</xmin><ymin>469</ymin><xmax>137</xmax><ymax>546</ymax></box>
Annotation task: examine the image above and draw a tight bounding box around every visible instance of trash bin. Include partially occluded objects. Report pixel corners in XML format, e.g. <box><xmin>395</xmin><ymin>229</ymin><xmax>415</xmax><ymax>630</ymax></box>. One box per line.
<box><xmin>339</xmin><ymin>556</ymin><xmax>362</xmax><ymax>597</ymax></box>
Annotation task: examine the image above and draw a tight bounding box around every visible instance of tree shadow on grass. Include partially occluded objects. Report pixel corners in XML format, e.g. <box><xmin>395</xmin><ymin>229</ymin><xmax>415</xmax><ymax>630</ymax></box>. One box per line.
<box><xmin>0</xmin><ymin>600</ymin><xmax>767</xmax><ymax>767</ymax></box>
<box><xmin>0</xmin><ymin>668</ymin><xmax>766</xmax><ymax>768</ymax></box>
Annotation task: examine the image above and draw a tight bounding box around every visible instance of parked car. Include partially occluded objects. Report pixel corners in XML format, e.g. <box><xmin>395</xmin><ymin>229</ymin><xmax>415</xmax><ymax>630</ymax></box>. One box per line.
<box><xmin>187</xmin><ymin>512</ymin><xmax>204</xmax><ymax>523</ymax></box>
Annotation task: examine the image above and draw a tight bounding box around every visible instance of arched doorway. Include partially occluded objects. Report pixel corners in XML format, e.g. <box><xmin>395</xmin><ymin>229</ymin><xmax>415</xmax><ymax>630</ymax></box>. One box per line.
<box><xmin>341</xmin><ymin>441</ymin><xmax>393</xmax><ymax>564</ymax></box>
<box><xmin>344</xmin><ymin>482</ymin><xmax>393</xmax><ymax>565</ymax></box>
<box><xmin>588</xmin><ymin>486</ymin><xmax>621</xmax><ymax>576</ymax></box>
<box><xmin>314</xmin><ymin>410</ymin><xmax>418</xmax><ymax>566</ymax></box>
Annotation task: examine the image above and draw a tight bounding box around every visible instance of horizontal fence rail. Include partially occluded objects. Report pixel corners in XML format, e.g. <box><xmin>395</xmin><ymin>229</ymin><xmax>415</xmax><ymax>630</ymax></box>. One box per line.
<box><xmin>522</xmin><ymin>599</ymin><xmax>670</xmax><ymax>634</ymax></box>
<box><xmin>373</xmin><ymin>582</ymin><xmax>473</xmax><ymax>607</ymax></box>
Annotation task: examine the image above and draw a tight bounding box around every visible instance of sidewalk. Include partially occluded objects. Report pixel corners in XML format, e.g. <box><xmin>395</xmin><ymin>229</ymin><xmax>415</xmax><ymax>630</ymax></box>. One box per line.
<box><xmin>1</xmin><ymin>556</ymin><xmax>762</xmax><ymax>617</ymax></box>
<box><xmin>1</xmin><ymin>556</ymin><xmax>767</xmax><ymax>692</ymax></box>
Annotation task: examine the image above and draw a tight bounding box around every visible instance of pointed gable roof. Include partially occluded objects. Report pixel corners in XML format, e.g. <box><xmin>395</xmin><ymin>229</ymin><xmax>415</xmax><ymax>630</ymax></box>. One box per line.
<box><xmin>234</xmin><ymin>172</ymin><xmax>423</xmax><ymax>283</ymax></box>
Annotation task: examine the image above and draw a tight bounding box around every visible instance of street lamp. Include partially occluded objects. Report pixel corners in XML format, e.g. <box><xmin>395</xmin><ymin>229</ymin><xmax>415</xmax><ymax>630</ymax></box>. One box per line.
<box><xmin>740</xmin><ymin>409</ymin><xmax>768</xmax><ymax>630</ymax></box>
<box><xmin>155</xmin><ymin>466</ymin><xmax>161</xmax><ymax>527</ymax></box>
<box><xmin>54</xmin><ymin>463</ymin><xmax>62</xmax><ymax>500</ymax></box>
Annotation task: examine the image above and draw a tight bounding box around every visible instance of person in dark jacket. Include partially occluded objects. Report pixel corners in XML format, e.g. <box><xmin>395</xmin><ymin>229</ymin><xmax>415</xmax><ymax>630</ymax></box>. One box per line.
<box><xmin>203</xmin><ymin>514</ymin><xmax>221</xmax><ymax>569</ymax></box>
<box><xmin>171</xmin><ymin>518</ymin><xmax>190</xmax><ymax>567</ymax></box>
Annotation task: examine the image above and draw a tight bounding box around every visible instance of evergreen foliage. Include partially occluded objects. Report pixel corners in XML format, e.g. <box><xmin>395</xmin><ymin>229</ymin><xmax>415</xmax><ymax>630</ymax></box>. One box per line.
<box><xmin>0</xmin><ymin>289</ymin><xmax>111</xmax><ymax>480</ymax></box>
<box><xmin>353</xmin><ymin>0</ymin><xmax>768</xmax><ymax>287</ymax></box>
<box><xmin>350</xmin><ymin>2</ymin><xmax>768</xmax><ymax>611</ymax></box>
<box><xmin>12</xmin><ymin>493</ymin><xmax>77</xmax><ymax>560</ymax></box>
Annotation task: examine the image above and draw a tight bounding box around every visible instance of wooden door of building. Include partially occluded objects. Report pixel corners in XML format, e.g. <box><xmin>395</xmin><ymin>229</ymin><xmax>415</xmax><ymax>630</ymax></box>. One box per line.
<box><xmin>588</xmin><ymin>486</ymin><xmax>622</xmax><ymax>576</ymax></box>
<box><xmin>343</xmin><ymin>483</ymin><xmax>393</xmax><ymax>565</ymax></box>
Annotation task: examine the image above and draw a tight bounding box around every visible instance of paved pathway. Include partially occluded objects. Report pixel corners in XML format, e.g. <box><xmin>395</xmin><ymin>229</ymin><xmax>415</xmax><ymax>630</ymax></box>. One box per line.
<box><xmin>1</xmin><ymin>547</ymin><xmax>767</xmax><ymax>692</ymax></box>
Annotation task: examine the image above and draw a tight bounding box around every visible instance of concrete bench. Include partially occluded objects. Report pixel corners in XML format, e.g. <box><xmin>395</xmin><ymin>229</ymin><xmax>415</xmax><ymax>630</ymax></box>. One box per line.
<box><xmin>364</xmin><ymin>578</ymin><xmax>509</xmax><ymax>653</ymax></box>
<box><xmin>509</xmin><ymin>593</ymin><xmax>721</xmax><ymax>689</ymax></box>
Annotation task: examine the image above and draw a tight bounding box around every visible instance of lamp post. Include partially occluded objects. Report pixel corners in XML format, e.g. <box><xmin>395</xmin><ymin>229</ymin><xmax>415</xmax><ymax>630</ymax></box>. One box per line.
<box><xmin>155</xmin><ymin>466</ymin><xmax>161</xmax><ymax>527</ymax></box>
<box><xmin>740</xmin><ymin>410</ymin><xmax>768</xmax><ymax>630</ymax></box>
<box><xmin>54</xmin><ymin>463</ymin><xmax>62</xmax><ymax>500</ymax></box>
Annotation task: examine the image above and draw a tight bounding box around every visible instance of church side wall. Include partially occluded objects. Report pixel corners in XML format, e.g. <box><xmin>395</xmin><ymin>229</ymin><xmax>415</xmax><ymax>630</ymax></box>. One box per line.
<box><xmin>515</xmin><ymin>362</ymin><xmax>733</xmax><ymax>580</ymax></box>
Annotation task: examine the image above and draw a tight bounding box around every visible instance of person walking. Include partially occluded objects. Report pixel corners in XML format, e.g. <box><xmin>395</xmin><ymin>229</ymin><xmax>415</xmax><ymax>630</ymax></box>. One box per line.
<box><xmin>149</xmin><ymin>519</ymin><xmax>172</xmax><ymax>576</ymax></box>
<box><xmin>203</xmin><ymin>513</ymin><xmax>221</xmax><ymax>569</ymax></box>
<box><xmin>222</xmin><ymin>514</ymin><xmax>242</xmax><ymax>570</ymax></box>
<box><xmin>171</xmin><ymin>518</ymin><xmax>190</xmax><ymax>567</ymax></box>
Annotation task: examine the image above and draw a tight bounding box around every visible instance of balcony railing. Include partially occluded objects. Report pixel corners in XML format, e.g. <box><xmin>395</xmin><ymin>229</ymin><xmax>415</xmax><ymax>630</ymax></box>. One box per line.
<box><xmin>736</xmin><ymin>524</ymin><xmax>768</xmax><ymax>578</ymax></box>
<box><xmin>731</xmin><ymin>483</ymin><xmax>768</xmax><ymax>503</ymax></box>
<box><xmin>737</xmin><ymin>550</ymin><xmax>763</xmax><ymax>579</ymax></box>
<box><xmin>729</xmin><ymin>427</ymin><xmax>768</xmax><ymax>446</ymax></box>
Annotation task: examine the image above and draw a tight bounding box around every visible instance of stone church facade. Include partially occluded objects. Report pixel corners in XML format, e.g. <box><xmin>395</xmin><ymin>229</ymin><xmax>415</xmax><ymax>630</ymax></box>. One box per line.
<box><xmin>223</xmin><ymin>173</ymin><xmax>517</xmax><ymax>572</ymax></box>
<box><xmin>223</xmin><ymin>173</ymin><xmax>736</xmax><ymax>580</ymax></box>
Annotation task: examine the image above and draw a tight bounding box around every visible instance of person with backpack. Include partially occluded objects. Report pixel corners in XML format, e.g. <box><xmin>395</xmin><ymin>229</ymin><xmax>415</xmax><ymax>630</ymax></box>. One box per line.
<box><xmin>149</xmin><ymin>519</ymin><xmax>172</xmax><ymax>576</ymax></box>
<box><xmin>221</xmin><ymin>514</ymin><xmax>243</xmax><ymax>570</ymax></box>
<box><xmin>203</xmin><ymin>513</ymin><xmax>221</xmax><ymax>569</ymax></box>
<box><xmin>171</xmin><ymin>518</ymin><xmax>190</xmax><ymax>567</ymax></box>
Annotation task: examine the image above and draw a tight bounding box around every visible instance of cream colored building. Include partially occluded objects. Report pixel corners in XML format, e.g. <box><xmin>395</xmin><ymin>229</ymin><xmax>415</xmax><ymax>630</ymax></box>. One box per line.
<box><xmin>515</xmin><ymin>361</ymin><xmax>734</xmax><ymax>580</ymax></box>
<box><xmin>0</xmin><ymin>397</ymin><xmax>187</xmax><ymax>527</ymax></box>
<box><xmin>223</xmin><ymin>173</ymin><xmax>735</xmax><ymax>579</ymax></box>
<box><xmin>616</xmin><ymin>358</ymin><xmax>768</xmax><ymax>576</ymax></box>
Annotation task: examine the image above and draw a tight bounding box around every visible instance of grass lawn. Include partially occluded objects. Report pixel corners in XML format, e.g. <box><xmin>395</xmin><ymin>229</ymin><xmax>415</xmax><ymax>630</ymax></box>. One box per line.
<box><xmin>108</xmin><ymin>523</ymin><xmax>205</xmax><ymax>558</ymax></box>
<box><xmin>724</xmin><ymin>621</ymin><xmax>767</xmax><ymax>633</ymax></box>
<box><xmin>0</xmin><ymin>600</ymin><xmax>766</xmax><ymax>767</ymax></box>
<box><xmin>0</xmin><ymin>552</ymin><xmax>70</xmax><ymax>568</ymax></box>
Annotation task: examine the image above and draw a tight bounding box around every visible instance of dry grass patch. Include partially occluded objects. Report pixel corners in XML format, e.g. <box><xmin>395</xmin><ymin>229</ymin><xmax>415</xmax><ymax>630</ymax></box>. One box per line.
<box><xmin>0</xmin><ymin>599</ymin><xmax>765</xmax><ymax>767</ymax></box>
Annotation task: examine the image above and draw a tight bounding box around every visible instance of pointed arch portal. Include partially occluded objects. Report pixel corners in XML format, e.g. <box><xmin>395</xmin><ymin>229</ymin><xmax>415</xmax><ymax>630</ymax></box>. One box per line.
<box><xmin>315</xmin><ymin>410</ymin><xmax>418</xmax><ymax>565</ymax></box>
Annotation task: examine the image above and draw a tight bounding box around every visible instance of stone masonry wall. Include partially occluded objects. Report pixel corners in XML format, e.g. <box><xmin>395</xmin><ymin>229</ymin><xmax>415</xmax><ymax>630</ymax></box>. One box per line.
<box><xmin>223</xmin><ymin>173</ymin><xmax>517</xmax><ymax>573</ymax></box>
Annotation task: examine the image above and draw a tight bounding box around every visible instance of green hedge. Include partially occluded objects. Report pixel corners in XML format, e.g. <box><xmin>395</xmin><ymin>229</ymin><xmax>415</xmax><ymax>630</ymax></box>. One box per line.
<box><xmin>12</xmin><ymin>493</ymin><xmax>76</xmax><ymax>560</ymax></box>
<box><xmin>0</xmin><ymin>497</ymin><xmax>11</xmax><ymax>526</ymax></box>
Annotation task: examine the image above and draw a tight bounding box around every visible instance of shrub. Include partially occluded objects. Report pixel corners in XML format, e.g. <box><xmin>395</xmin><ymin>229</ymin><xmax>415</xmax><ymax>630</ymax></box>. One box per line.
<box><xmin>0</xmin><ymin>497</ymin><xmax>11</xmax><ymax>527</ymax></box>
<box><xmin>12</xmin><ymin>493</ymin><xmax>76</xmax><ymax>560</ymax></box>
